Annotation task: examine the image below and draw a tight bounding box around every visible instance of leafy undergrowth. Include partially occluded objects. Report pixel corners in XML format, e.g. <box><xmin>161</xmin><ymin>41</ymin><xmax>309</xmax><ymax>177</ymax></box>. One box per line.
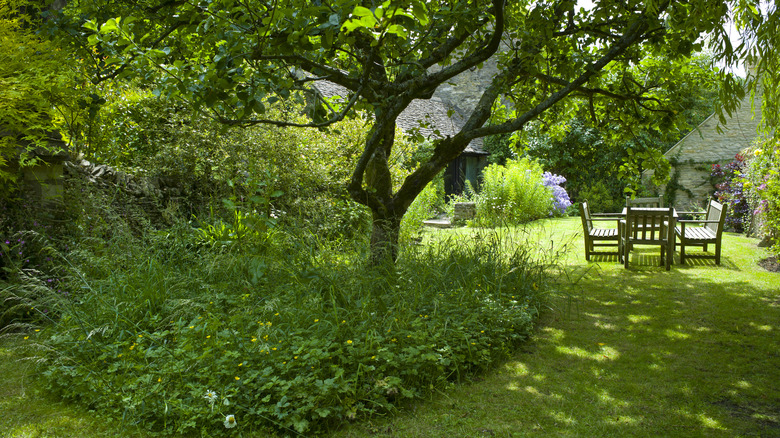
<box><xmin>334</xmin><ymin>217</ymin><xmax>780</xmax><ymax>437</ymax></box>
<box><xmin>1</xmin><ymin>225</ymin><xmax>555</xmax><ymax>436</ymax></box>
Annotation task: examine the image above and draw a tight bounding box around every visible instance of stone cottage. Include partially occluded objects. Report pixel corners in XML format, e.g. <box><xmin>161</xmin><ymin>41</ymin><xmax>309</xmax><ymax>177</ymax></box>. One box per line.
<box><xmin>643</xmin><ymin>77</ymin><xmax>766</xmax><ymax>208</ymax></box>
<box><xmin>309</xmin><ymin>80</ymin><xmax>489</xmax><ymax>197</ymax></box>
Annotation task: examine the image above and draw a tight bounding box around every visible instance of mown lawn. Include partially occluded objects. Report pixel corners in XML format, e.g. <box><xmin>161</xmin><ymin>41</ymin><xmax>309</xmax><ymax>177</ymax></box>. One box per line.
<box><xmin>1</xmin><ymin>217</ymin><xmax>778</xmax><ymax>437</ymax></box>
<box><xmin>334</xmin><ymin>217</ymin><xmax>779</xmax><ymax>437</ymax></box>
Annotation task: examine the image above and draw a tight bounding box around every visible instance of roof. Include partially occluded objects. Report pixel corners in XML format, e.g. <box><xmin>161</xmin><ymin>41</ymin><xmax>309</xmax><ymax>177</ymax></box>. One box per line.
<box><xmin>311</xmin><ymin>81</ymin><xmax>488</xmax><ymax>155</ymax></box>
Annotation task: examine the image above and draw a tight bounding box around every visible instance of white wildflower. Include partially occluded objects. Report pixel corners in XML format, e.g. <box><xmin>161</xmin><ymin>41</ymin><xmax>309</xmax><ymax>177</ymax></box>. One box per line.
<box><xmin>224</xmin><ymin>414</ymin><xmax>237</xmax><ymax>429</ymax></box>
<box><xmin>204</xmin><ymin>390</ymin><xmax>218</xmax><ymax>411</ymax></box>
<box><xmin>204</xmin><ymin>390</ymin><xmax>218</xmax><ymax>403</ymax></box>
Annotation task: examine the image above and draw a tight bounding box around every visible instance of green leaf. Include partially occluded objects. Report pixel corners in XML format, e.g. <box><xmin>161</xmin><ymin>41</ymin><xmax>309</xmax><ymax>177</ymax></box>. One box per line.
<box><xmin>352</xmin><ymin>6</ymin><xmax>373</xmax><ymax>18</ymax></box>
<box><xmin>386</xmin><ymin>24</ymin><xmax>407</xmax><ymax>39</ymax></box>
<box><xmin>100</xmin><ymin>18</ymin><xmax>119</xmax><ymax>34</ymax></box>
<box><xmin>411</xmin><ymin>1</ymin><xmax>429</xmax><ymax>25</ymax></box>
<box><xmin>82</xmin><ymin>20</ymin><xmax>98</xmax><ymax>32</ymax></box>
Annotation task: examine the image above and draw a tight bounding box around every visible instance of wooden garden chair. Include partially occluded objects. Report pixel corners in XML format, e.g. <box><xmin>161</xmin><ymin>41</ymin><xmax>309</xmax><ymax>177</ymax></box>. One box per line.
<box><xmin>620</xmin><ymin>206</ymin><xmax>675</xmax><ymax>270</ymax></box>
<box><xmin>626</xmin><ymin>195</ymin><xmax>663</xmax><ymax>208</ymax></box>
<box><xmin>675</xmin><ymin>200</ymin><xmax>728</xmax><ymax>265</ymax></box>
<box><xmin>579</xmin><ymin>201</ymin><xmax>621</xmax><ymax>261</ymax></box>
<box><xmin>625</xmin><ymin>195</ymin><xmax>665</xmax><ymax>234</ymax></box>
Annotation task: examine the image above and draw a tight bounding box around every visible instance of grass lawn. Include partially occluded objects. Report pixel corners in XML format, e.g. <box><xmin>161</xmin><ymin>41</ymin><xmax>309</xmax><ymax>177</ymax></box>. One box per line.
<box><xmin>1</xmin><ymin>217</ymin><xmax>778</xmax><ymax>437</ymax></box>
<box><xmin>334</xmin><ymin>217</ymin><xmax>780</xmax><ymax>438</ymax></box>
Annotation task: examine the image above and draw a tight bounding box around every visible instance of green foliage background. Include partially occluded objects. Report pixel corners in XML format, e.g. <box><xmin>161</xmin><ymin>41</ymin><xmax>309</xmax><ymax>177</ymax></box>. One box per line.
<box><xmin>0</xmin><ymin>0</ymin><xmax>81</xmax><ymax>193</ymax></box>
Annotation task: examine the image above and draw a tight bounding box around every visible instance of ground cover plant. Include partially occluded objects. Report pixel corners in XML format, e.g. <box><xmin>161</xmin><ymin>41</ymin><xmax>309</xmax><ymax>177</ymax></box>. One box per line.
<box><xmin>1</xmin><ymin>212</ymin><xmax>553</xmax><ymax>436</ymax></box>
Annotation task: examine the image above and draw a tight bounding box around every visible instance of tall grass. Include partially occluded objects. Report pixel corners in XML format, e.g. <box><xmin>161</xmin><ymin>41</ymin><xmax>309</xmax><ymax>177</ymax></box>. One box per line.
<box><xmin>1</xmin><ymin>222</ymin><xmax>561</xmax><ymax>436</ymax></box>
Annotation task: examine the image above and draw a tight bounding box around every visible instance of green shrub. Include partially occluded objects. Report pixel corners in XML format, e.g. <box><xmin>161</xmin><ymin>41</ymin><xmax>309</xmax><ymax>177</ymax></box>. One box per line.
<box><xmin>472</xmin><ymin>158</ymin><xmax>553</xmax><ymax>226</ymax></box>
<box><xmin>578</xmin><ymin>181</ymin><xmax>622</xmax><ymax>213</ymax></box>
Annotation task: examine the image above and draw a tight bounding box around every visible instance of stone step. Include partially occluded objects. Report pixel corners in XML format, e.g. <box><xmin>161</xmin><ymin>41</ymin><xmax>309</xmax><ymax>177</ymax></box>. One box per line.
<box><xmin>423</xmin><ymin>219</ymin><xmax>452</xmax><ymax>228</ymax></box>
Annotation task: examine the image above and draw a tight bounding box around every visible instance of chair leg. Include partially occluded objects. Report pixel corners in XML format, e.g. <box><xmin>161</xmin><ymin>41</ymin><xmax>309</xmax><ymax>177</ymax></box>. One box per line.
<box><xmin>715</xmin><ymin>242</ymin><xmax>721</xmax><ymax>265</ymax></box>
<box><xmin>623</xmin><ymin>241</ymin><xmax>630</xmax><ymax>269</ymax></box>
<box><xmin>680</xmin><ymin>242</ymin><xmax>686</xmax><ymax>265</ymax></box>
<box><xmin>664</xmin><ymin>243</ymin><xmax>671</xmax><ymax>271</ymax></box>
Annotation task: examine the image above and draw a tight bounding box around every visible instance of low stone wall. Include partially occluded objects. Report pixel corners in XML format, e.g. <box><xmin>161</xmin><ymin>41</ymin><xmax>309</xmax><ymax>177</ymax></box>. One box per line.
<box><xmin>453</xmin><ymin>202</ymin><xmax>476</xmax><ymax>223</ymax></box>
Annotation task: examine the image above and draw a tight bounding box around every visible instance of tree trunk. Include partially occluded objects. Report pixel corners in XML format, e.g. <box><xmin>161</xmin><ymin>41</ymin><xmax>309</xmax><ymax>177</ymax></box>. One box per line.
<box><xmin>369</xmin><ymin>209</ymin><xmax>401</xmax><ymax>265</ymax></box>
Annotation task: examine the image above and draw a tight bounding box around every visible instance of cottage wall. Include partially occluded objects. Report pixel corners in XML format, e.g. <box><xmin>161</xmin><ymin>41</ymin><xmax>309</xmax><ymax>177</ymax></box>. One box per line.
<box><xmin>644</xmin><ymin>85</ymin><xmax>766</xmax><ymax>208</ymax></box>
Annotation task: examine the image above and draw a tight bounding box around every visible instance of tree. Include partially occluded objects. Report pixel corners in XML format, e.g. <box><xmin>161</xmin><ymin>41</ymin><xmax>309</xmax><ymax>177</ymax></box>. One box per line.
<box><xmin>52</xmin><ymin>0</ymin><xmax>777</xmax><ymax>263</ymax></box>
<box><xmin>520</xmin><ymin>52</ymin><xmax>721</xmax><ymax>202</ymax></box>
<box><xmin>0</xmin><ymin>0</ymin><xmax>78</xmax><ymax>194</ymax></box>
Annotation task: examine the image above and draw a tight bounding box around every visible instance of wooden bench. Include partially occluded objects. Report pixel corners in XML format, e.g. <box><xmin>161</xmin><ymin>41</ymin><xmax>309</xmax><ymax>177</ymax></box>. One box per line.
<box><xmin>579</xmin><ymin>201</ymin><xmax>621</xmax><ymax>260</ymax></box>
<box><xmin>675</xmin><ymin>200</ymin><xmax>728</xmax><ymax>265</ymax></box>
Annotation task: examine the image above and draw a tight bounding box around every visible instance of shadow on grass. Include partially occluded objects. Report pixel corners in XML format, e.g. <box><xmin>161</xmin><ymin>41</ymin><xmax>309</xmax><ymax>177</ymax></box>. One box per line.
<box><xmin>588</xmin><ymin>249</ymin><xmax>741</xmax><ymax>271</ymax></box>
<box><xmin>335</xmin><ymin>264</ymin><xmax>779</xmax><ymax>437</ymax></box>
<box><xmin>502</xmin><ymin>266</ymin><xmax>780</xmax><ymax>437</ymax></box>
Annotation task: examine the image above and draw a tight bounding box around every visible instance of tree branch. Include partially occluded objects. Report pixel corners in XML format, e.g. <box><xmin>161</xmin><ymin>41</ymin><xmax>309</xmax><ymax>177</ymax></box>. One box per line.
<box><xmin>402</xmin><ymin>0</ymin><xmax>505</xmax><ymax>96</ymax></box>
<box><xmin>93</xmin><ymin>21</ymin><xmax>184</xmax><ymax>83</ymax></box>
<box><xmin>468</xmin><ymin>16</ymin><xmax>656</xmax><ymax>139</ymax></box>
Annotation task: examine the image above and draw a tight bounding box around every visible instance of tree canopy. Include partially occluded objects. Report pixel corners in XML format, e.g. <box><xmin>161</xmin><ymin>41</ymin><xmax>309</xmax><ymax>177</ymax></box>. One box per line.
<box><xmin>0</xmin><ymin>0</ymin><xmax>77</xmax><ymax>190</ymax></box>
<box><xmin>49</xmin><ymin>0</ymin><xmax>779</xmax><ymax>262</ymax></box>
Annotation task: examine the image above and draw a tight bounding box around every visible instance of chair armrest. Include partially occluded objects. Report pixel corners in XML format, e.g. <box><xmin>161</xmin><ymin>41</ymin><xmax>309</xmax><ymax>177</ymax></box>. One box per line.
<box><xmin>676</xmin><ymin>211</ymin><xmax>706</xmax><ymax>216</ymax></box>
<box><xmin>677</xmin><ymin>219</ymin><xmax>721</xmax><ymax>224</ymax></box>
<box><xmin>589</xmin><ymin>217</ymin><xmax>621</xmax><ymax>221</ymax></box>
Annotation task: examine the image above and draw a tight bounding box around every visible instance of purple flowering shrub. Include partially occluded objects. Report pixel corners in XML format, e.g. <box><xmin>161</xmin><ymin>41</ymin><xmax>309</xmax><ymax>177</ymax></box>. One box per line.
<box><xmin>542</xmin><ymin>172</ymin><xmax>572</xmax><ymax>216</ymax></box>
<box><xmin>711</xmin><ymin>154</ymin><xmax>751</xmax><ymax>233</ymax></box>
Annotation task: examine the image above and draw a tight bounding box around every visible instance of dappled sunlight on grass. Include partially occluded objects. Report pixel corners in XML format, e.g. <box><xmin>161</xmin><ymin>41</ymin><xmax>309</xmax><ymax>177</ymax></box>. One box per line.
<box><xmin>663</xmin><ymin>328</ymin><xmax>692</xmax><ymax>340</ymax></box>
<box><xmin>696</xmin><ymin>413</ymin><xmax>728</xmax><ymax>430</ymax></box>
<box><xmin>548</xmin><ymin>410</ymin><xmax>577</xmax><ymax>425</ymax></box>
<box><xmin>555</xmin><ymin>345</ymin><xmax>620</xmax><ymax>362</ymax></box>
<box><xmin>492</xmin><ymin>219</ymin><xmax>780</xmax><ymax>436</ymax></box>
<box><xmin>748</xmin><ymin>322</ymin><xmax>773</xmax><ymax>331</ymax></box>
<box><xmin>626</xmin><ymin>314</ymin><xmax>653</xmax><ymax>324</ymax></box>
<box><xmin>605</xmin><ymin>415</ymin><xmax>641</xmax><ymax>426</ymax></box>
<box><xmin>504</xmin><ymin>361</ymin><xmax>530</xmax><ymax>376</ymax></box>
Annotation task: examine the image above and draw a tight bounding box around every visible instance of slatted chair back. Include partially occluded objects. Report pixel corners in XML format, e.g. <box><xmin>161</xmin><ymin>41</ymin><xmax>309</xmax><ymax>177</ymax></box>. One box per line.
<box><xmin>622</xmin><ymin>206</ymin><xmax>674</xmax><ymax>270</ymax></box>
<box><xmin>626</xmin><ymin>195</ymin><xmax>663</xmax><ymax>208</ymax></box>
<box><xmin>704</xmin><ymin>200</ymin><xmax>725</xmax><ymax>234</ymax></box>
<box><xmin>580</xmin><ymin>201</ymin><xmax>594</xmax><ymax>233</ymax></box>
